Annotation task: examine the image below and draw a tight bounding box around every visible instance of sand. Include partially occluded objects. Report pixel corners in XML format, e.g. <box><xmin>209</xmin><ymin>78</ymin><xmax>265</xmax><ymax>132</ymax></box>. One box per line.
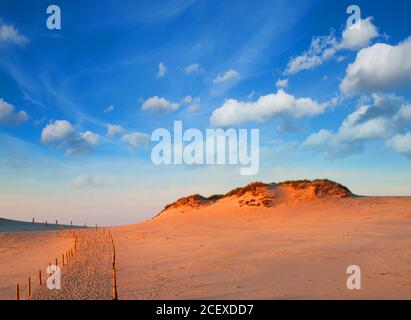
<box><xmin>112</xmin><ymin>196</ymin><xmax>411</xmax><ymax>299</ymax></box>
<box><xmin>31</xmin><ymin>230</ymin><xmax>112</xmax><ymax>300</ymax></box>
<box><xmin>1</xmin><ymin>194</ymin><xmax>411</xmax><ymax>300</ymax></box>
<box><xmin>0</xmin><ymin>230</ymin><xmax>73</xmax><ymax>299</ymax></box>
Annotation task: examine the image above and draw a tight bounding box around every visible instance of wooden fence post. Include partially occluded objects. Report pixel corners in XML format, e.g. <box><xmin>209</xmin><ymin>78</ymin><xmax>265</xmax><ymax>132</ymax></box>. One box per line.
<box><xmin>112</xmin><ymin>268</ymin><xmax>118</xmax><ymax>300</ymax></box>
<box><xmin>28</xmin><ymin>277</ymin><xmax>31</xmax><ymax>298</ymax></box>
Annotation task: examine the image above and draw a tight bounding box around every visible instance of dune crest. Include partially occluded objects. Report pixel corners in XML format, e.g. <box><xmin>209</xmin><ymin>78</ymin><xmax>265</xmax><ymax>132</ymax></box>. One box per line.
<box><xmin>159</xmin><ymin>179</ymin><xmax>353</xmax><ymax>216</ymax></box>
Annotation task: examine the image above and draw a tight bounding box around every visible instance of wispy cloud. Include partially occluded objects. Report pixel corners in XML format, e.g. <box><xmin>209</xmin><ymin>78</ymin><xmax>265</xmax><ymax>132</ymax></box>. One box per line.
<box><xmin>107</xmin><ymin>124</ymin><xmax>124</xmax><ymax>137</ymax></box>
<box><xmin>68</xmin><ymin>174</ymin><xmax>119</xmax><ymax>189</ymax></box>
<box><xmin>103</xmin><ymin>105</ymin><xmax>115</xmax><ymax>113</ymax></box>
<box><xmin>121</xmin><ymin>132</ymin><xmax>150</xmax><ymax>151</ymax></box>
<box><xmin>285</xmin><ymin>17</ymin><xmax>379</xmax><ymax>75</ymax></box>
<box><xmin>212</xmin><ymin>69</ymin><xmax>239</xmax><ymax>84</ymax></box>
<box><xmin>156</xmin><ymin>62</ymin><xmax>167</xmax><ymax>78</ymax></box>
<box><xmin>185</xmin><ymin>63</ymin><xmax>203</xmax><ymax>75</ymax></box>
<box><xmin>0</xmin><ymin>24</ymin><xmax>28</xmax><ymax>47</ymax></box>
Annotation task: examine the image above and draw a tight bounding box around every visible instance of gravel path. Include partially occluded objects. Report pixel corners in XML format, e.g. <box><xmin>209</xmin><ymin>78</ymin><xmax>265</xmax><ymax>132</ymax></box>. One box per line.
<box><xmin>31</xmin><ymin>229</ymin><xmax>113</xmax><ymax>300</ymax></box>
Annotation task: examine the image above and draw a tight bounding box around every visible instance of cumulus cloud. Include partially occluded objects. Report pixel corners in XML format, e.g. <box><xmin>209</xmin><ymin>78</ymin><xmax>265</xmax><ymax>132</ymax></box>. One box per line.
<box><xmin>41</xmin><ymin>120</ymin><xmax>99</xmax><ymax>156</ymax></box>
<box><xmin>0</xmin><ymin>98</ymin><xmax>29</xmax><ymax>126</ymax></box>
<box><xmin>107</xmin><ymin>124</ymin><xmax>124</xmax><ymax>137</ymax></box>
<box><xmin>303</xmin><ymin>93</ymin><xmax>411</xmax><ymax>158</ymax></box>
<box><xmin>386</xmin><ymin>133</ymin><xmax>411</xmax><ymax>158</ymax></box>
<box><xmin>103</xmin><ymin>105</ymin><xmax>114</xmax><ymax>113</ymax></box>
<box><xmin>156</xmin><ymin>62</ymin><xmax>167</xmax><ymax>78</ymax></box>
<box><xmin>141</xmin><ymin>96</ymin><xmax>179</xmax><ymax>112</ymax></box>
<box><xmin>121</xmin><ymin>132</ymin><xmax>150</xmax><ymax>150</ymax></box>
<box><xmin>0</xmin><ymin>24</ymin><xmax>28</xmax><ymax>47</ymax></box>
<box><xmin>285</xmin><ymin>17</ymin><xmax>379</xmax><ymax>74</ymax></box>
<box><xmin>340</xmin><ymin>37</ymin><xmax>411</xmax><ymax>95</ymax></box>
<box><xmin>338</xmin><ymin>17</ymin><xmax>380</xmax><ymax>50</ymax></box>
<box><xmin>276</xmin><ymin>79</ymin><xmax>288</xmax><ymax>89</ymax></box>
<box><xmin>210</xmin><ymin>89</ymin><xmax>327</xmax><ymax>127</ymax></box>
<box><xmin>213</xmin><ymin>69</ymin><xmax>239</xmax><ymax>84</ymax></box>
<box><xmin>185</xmin><ymin>63</ymin><xmax>203</xmax><ymax>75</ymax></box>
<box><xmin>68</xmin><ymin>174</ymin><xmax>118</xmax><ymax>188</ymax></box>
<box><xmin>181</xmin><ymin>95</ymin><xmax>201</xmax><ymax>112</ymax></box>
<box><xmin>41</xmin><ymin>120</ymin><xmax>75</xmax><ymax>144</ymax></box>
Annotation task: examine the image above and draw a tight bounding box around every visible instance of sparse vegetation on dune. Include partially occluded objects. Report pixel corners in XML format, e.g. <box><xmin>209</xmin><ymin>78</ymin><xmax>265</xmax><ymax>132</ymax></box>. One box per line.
<box><xmin>160</xmin><ymin>179</ymin><xmax>354</xmax><ymax>214</ymax></box>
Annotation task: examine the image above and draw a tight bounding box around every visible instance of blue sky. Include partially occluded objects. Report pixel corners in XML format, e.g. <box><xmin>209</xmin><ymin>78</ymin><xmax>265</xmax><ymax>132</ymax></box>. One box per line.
<box><xmin>0</xmin><ymin>0</ymin><xmax>410</xmax><ymax>225</ymax></box>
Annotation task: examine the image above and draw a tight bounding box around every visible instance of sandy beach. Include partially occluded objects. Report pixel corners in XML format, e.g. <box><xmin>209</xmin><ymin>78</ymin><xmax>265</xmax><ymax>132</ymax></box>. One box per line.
<box><xmin>1</xmin><ymin>181</ymin><xmax>411</xmax><ymax>300</ymax></box>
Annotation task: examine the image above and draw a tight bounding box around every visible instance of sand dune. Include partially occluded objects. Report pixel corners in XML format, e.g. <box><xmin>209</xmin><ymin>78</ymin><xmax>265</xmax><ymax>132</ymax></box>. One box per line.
<box><xmin>1</xmin><ymin>180</ymin><xmax>411</xmax><ymax>300</ymax></box>
<box><xmin>112</xmin><ymin>181</ymin><xmax>411</xmax><ymax>299</ymax></box>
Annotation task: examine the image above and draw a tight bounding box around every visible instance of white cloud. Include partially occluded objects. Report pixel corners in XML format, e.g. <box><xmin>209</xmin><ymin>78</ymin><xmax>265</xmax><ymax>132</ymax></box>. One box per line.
<box><xmin>285</xmin><ymin>17</ymin><xmax>379</xmax><ymax>75</ymax></box>
<box><xmin>0</xmin><ymin>98</ymin><xmax>29</xmax><ymax>126</ymax></box>
<box><xmin>141</xmin><ymin>96</ymin><xmax>179</xmax><ymax>112</ymax></box>
<box><xmin>340</xmin><ymin>37</ymin><xmax>411</xmax><ymax>95</ymax></box>
<box><xmin>121</xmin><ymin>132</ymin><xmax>150</xmax><ymax>150</ymax></box>
<box><xmin>181</xmin><ymin>95</ymin><xmax>201</xmax><ymax>112</ymax></box>
<box><xmin>303</xmin><ymin>93</ymin><xmax>411</xmax><ymax>158</ymax></box>
<box><xmin>41</xmin><ymin>120</ymin><xmax>99</xmax><ymax>156</ymax></box>
<box><xmin>41</xmin><ymin>120</ymin><xmax>75</xmax><ymax>144</ymax></box>
<box><xmin>386</xmin><ymin>133</ymin><xmax>411</xmax><ymax>157</ymax></box>
<box><xmin>65</xmin><ymin>131</ymin><xmax>100</xmax><ymax>156</ymax></box>
<box><xmin>78</xmin><ymin>131</ymin><xmax>99</xmax><ymax>146</ymax></box>
<box><xmin>210</xmin><ymin>89</ymin><xmax>326</xmax><ymax>127</ymax></box>
<box><xmin>68</xmin><ymin>174</ymin><xmax>118</xmax><ymax>189</ymax></box>
<box><xmin>394</xmin><ymin>104</ymin><xmax>411</xmax><ymax>124</ymax></box>
<box><xmin>107</xmin><ymin>124</ymin><xmax>124</xmax><ymax>137</ymax></box>
<box><xmin>213</xmin><ymin>69</ymin><xmax>239</xmax><ymax>84</ymax></box>
<box><xmin>337</xmin><ymin>17</ymin><xmax>379</xmax><ymax>50</ymax></box>
<box><xmin>285</xmin><ymin>33</ymin><xmax>337</xmax><ymax>74</ymax></box>
<box><xmin>303</xmin><ymin>129</ymin><xmax>363</xmax><ymax>157</ymax></box>
<box><xmin>103</xmin><ymin>105</ymin><xmax>114</xmax><ymax>113</ymax></box>
<box><xmin>276</xmin><ymin>79</ymin><xmax>288</xmax><ymax>89</ymax></box>
<box><xmin>156</xmin><ymin>62</ymin><xmax>167</xmax><ymax>78</ymax></box>
<box><xmin>0</xmin><ymin>24</ymin><xmax>28</xmax><ymax>47</ymax></box>
<box><xmin>185</xmin><ymin>63</ymin><xmax>203</xmax><ymax>75</ymax></box>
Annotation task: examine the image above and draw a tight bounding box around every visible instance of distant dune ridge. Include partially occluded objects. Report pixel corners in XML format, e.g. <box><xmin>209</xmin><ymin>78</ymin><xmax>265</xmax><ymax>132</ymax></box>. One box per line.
<box><xmin>0</xmin><ymin>217</ymin><xmax>79</xmax><ymax>233</ymax></box>
<box><xmin>159</xmin><ymin>179</ymin><xmax>353</xmax><ymax>216</ymax></box>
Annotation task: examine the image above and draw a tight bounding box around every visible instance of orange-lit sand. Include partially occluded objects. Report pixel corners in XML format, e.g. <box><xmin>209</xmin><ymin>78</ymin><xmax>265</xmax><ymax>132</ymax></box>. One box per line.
<box><xmin>0</xmin><ymin>230</ymin><xmax>73</xmax><ymax>299</ymax></box>
<box><xmin>2</xmin><ymin>181</ymin><xmax>411</xmax><ymax>300</ymax></box>
<box><xmin>113</xmin><ymin>195</ymin><xmax>411</xmax><ymax>299</ymax></box>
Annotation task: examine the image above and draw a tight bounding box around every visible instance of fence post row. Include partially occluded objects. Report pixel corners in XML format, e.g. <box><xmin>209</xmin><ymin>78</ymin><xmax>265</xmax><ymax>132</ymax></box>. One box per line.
<box><xmin>16</xmin><ymin>227</ymin><xmax>80</xmax><ymax>300</ymax></box>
